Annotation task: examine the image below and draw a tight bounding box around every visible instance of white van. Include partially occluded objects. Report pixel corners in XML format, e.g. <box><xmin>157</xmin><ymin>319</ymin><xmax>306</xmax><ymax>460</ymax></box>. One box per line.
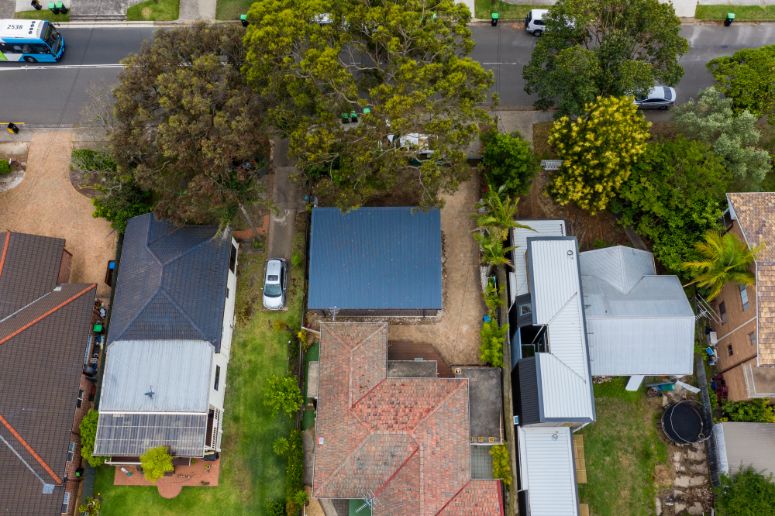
<box><xmin>524</xmin><ymin>9</ymin><xmax>549</xmax><ymax>36</ymax></box>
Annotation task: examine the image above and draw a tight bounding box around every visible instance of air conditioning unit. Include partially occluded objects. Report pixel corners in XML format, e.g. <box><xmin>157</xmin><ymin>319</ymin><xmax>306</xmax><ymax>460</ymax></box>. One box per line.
<box><xmin>708</xmin><ymin>331</ymin><xmax>718</xmax><ymax>346</ymax></box>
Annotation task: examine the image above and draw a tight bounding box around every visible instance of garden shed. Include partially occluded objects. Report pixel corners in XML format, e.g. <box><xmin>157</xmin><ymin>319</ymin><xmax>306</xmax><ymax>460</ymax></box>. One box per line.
<box><xmin>307</xmin><ymin>207</ymin><xmax>442</xmax><ymax>316</ymax></box>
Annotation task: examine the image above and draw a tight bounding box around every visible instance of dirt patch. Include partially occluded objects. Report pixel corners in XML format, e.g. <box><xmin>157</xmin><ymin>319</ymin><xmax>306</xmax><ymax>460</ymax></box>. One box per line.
<box><xmin>388</xmin><ymin>175</ymin><xmax>485</xmax><ymax>366</ymax></box>
<box><xmin>0</xmin><ymin>132</ymin><xmax>117</xmax><ymax>299</ymax></box>
<box><xmin>519</xmin><ymin>169</ymin><xmax>631</xmax><ymax>251</ymax></box>
<box><xmin>0</xmin><ymin>142</ymin><xmax>28</xmax><ymax>193</ymax></box>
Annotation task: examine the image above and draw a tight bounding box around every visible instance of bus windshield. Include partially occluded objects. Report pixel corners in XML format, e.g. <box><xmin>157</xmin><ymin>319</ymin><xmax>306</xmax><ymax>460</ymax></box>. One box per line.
<box><xmin>40</xmin><ymin>23</ymin><xmax>61</xmax><ymax>50</ymax></box>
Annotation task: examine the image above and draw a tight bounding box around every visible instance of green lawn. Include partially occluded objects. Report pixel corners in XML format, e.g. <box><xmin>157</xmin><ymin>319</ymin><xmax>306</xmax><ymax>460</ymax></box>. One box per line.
<box><xmin>216</xmin><ymin>0</ymin><xmax>254</xmax><ymax>20</ymax></box>
<box><xmin>14</xmin><ymin>9</ymin><xmax>70</xmax><ymax>22</ymax></box>
<box><xmin>695</xmin><ymin>5</ymin><xmax>775</xmax><ymax>21</ymax></box>
<box><xmin>474</xmin><ymin>0</ymin><xmax>531</xmax><ymax>20</ymax></box>
<box><xmin>126</xmin><ymin>0</ymin><xmax>179</xmax><ymax>21</ymax></box>
<box><xmin>95</xmin><ymin>226</ymin><xmax>307</xmax><ymax>514</ymax></box>
<box><xmin>579</xmin><ymin>378</ymin><xmax>670</xmax><ymax>516</ymax></box>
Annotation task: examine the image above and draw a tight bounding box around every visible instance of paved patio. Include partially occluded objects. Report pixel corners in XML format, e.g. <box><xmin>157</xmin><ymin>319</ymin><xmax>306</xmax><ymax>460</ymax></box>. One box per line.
<box><xmin>112</xmin><ymin>458</ymin><xmax>221</xmax><ymax>498</ymax></box>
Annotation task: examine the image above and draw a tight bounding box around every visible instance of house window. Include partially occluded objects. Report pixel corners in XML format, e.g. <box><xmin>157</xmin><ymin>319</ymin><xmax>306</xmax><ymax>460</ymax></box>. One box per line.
<box><xmin>76</xmin><ymin>389</ymin><xmax>84</xmax><ymax>408</ymax></box>
<box><xmin>214</xmin><ymin>365</ymin><xmax>221</xmax><ymax>391</ymax></box>
<box><xmin>719</xmin><ymin>301</ymin><xmax>727</xmax><ymax>324</ymax></box>
<box><xmin>749</xmin><ymin>332</ymin><xmax>757</xmax><ymax>346</ymax></box>
<box><xmin>739</xmin><ymin>284</ymin><xmax>749</xmax><ymax>311</ymax></box>
<box><xmin>60</xmin><ymin>492</ymin><xmax>70</xmax><ymax>514</ymax></box>
<box><xmin>229</xmin><ymin>244</ymin><xmax>238</xmax><ymax>273</ymax></box>
<box><xmin>727</xmin><ymin>344</ymin><xmax>734</xmax><ymax>357</ymax></box>
<box><xmin>66</xmin><ymin>442</ymin><xmax>76</xmax><ymax>463</ymax></box>
<box><xmin>519</xmin><ymin>304</ymin><xmax>532</xmax><ymax>317</ymax></box>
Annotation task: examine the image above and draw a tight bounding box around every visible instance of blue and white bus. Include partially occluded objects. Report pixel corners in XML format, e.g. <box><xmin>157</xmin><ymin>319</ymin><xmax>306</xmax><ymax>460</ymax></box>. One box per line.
<box><xmin>0</xmin><ymin>19</ymin><xmax>64</xmax><ymax>63</ymax></box>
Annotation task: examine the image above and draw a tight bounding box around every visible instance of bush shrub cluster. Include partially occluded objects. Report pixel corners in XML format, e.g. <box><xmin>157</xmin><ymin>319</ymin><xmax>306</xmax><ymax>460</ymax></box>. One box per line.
<box><xmin>721</xmin><ymin>398</ymin><xmax>775</xmax><ymax>423</ymax></box>
<box><xmin>490</xmin><ymin>444</ymin><xmax>512</xmax><ymax>487</ymax></box>
<box><xmin>272</xmin><ymin>430</ymin><xmax>307</xmax><ymax>515</ymax></box>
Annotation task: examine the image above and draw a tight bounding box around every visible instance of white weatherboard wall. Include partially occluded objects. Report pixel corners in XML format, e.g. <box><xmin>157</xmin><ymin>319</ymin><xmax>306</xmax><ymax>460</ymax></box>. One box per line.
<box><xmin>518</xmin><ymin>426</ymin><xmax>579</xmax><ymax>516</ymax></box>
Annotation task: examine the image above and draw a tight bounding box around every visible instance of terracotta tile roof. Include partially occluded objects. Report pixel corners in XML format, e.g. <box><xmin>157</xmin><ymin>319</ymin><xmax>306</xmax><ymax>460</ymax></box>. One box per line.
<box><xmin>313</xmin><ymin>322</ymin><xmax>502</xmax><ymax>515</ymax></box>
<box><xmin>728</xmin><ymin>193</ymin><xmax>775</xmax><ymax>365</ymax></box>
<box><xmin>0</xmin><ymin>231</ymin><xmax>96</xmax><ymax>515</ymax></box>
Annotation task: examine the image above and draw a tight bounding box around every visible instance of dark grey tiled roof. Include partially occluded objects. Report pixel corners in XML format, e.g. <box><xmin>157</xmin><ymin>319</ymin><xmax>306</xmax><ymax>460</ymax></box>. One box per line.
<box><xmin>0</xmin><ymin>231</ymin><xmax>64</xmax><ymax>319</ymax></box>
<box><xmin>0</xmin><ymin>283</ymin><xmax>95</xmax><ymax>516</ymax></box>
<box><xmin>109</xmin><ymin>214</ymin><xmax>232</xmax><ymax>351</ymax></box>
<box><xmin>307</xmin><ymin>207</ymin><xmax>442</xmax><ymax>310</ymax></box>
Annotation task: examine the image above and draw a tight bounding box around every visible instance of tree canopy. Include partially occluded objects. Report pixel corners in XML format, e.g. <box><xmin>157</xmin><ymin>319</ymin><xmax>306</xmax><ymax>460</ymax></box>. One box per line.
<box><xmin>716</xmin><ymin>467</ymin><xmax>775</xmax><ymax>516</ymax></box>
<box><xmin>708</xmin><ymin>45</ymin><xmax>775</xmax><ymax>122</ymax></box>
<box><xmin>110</xmin><ymin>23</ymin><xmax>269</xmax><ymax>226</ymax></box>
<box><xmin>523</xmin><ymin>0</ymin><xmax>688</xmax><ymax>115</ymax></box>
<box><xmin>480</xmin><ymin>131</ymin><xmax>539</xmax><ymax>198</ymax></box>
<box><xmin>78</xmin><ymin>409</ymin><xmax>105</xmax><ymax>468</ymax></box>
<box><xmin>548</xmin><ymin>95</ymin><xmax>650</xmax><ymax>213</ymax></box>
<box><xmin>683</xmin><ymin>230</ymin><xmax>757</xmax><ymax>300</ymax></box>
<box><xmin>673</xmin><ymin>87</ymin><xmax>771</xmax><ymax>191</ymax></box>
<box><xmin>611</xmin><ymin>137</ymin><xmax>731</xmax><ymax>275</ymax></box>
<box><xmin>139</xmin><ymin>446</ymin><xmax>174</xmax><ymax>482</ymax></box>
<box><xmin>243</xmin><ymin>0</ymin><xmax>493</xmax><ymax>207</ymax></box>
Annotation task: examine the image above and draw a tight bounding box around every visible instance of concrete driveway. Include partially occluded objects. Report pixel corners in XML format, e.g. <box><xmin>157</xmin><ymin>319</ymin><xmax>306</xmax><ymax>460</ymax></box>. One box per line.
<box><xmin>0</xmin><ymin>131</ymin><xmax>117</xmax><ymax>299</ymax></box>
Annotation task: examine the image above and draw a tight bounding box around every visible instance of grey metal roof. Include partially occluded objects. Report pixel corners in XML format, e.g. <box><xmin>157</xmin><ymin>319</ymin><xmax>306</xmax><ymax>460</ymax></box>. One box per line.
<box><xmin>714</xmin><ymin>422</ymin><xmax>775</xmax><ymax>477</ymax></box>
<box><xmin>580</xmin><ymin>247</ymin><xmax>695</xmax><ymax>376</ymax></box>
<box><xmin>510</xmin><ymin>220</ymin><xmax>566</xmax><ymax>300</ymax></box>
<box><xmin>526</xmin><ymin>238</ymin><xmax>595</xmax><ymax>422</ymax></box>
<box><xmin>99</xmin><ymin>340</ymin><xmax>213</xmax><ymax>413</ymax></box>
<box><xmin>93</xmin><ymin>413</ymin><xmax>208</xmax><ymax>458</ymax></box>
<box><xmin>307</xmin><ymin>207</ymin><xmax>442</xmax><ymax>310</ymax></box>
<box><xmin>109</xmin><ymin>214</ymin><xmax>231</xmax><ymax>351</ymax></box>
<box><xmin>517</xmin><ymin>426</ymin><xmax>579</xmax><ymax>516</ymax></box>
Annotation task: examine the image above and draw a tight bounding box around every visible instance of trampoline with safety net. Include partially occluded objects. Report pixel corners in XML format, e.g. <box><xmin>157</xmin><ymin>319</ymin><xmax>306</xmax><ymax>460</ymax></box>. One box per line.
<box><xmin>661</xmin><ymin>400</ymin><xmax>710</xmax><ymax>445</ymax></box>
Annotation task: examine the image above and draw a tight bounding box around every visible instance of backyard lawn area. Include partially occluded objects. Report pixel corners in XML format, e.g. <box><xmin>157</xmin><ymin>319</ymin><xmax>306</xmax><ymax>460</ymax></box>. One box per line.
<box><xmin>216</xmin><ymin>0</ymin><xmax>254</xmax><ymax>20</ymax></box>
<box><xmin>579</xmin><ymin>378</ymin><xmax>670</xmax><ymax>516</ymax></box>
<box><xmin>695</xmin><ymin>5</ymin><xmax>775</xmax><ymax>21</ymax></box>
<box><xmin>94</xmin><ymin>227</ymin><xmax>307</xmax><ymax>515</ymax></box>
<box><xmin>15</xmin><ymin>9</ymin><xmax>70</xmax><ymax>21</ymax></box>
<box><xmin>474</xmin><ymin>0</ymin><xmax>531</xmax><ymax>20</ymax></box>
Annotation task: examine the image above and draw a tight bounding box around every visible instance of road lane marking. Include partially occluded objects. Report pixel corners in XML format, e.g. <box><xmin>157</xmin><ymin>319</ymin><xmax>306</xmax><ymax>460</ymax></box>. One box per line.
<box><xmin>0</xmin><ymin>64</ymin><xmax>125</xmax><ymax>71</ymax></box>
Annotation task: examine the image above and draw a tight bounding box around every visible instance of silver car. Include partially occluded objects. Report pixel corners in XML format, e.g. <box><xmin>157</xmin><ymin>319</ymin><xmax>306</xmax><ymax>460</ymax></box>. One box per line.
<box><xmin>634</xmin><ymin>86</ymin><xmax>676</xmax><ymax>110</ymax></box>
<box><xmin>262</xmin><ymin>259</ymin><xmax>287</xmax><ymax>310</ymax></box>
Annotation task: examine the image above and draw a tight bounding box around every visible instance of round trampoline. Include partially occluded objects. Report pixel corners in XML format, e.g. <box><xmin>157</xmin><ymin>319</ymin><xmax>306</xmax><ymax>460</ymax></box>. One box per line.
<box><xmin>661</xmin><ymin>400</ymin><xmax>708</xmax><ymax>445</ymax></box>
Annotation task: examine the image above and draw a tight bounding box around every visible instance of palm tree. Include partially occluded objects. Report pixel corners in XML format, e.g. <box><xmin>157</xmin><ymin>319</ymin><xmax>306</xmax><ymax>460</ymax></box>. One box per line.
<box><xmin>474</xmin><ymin>184</ymin><xmax>533</xmax><ymax>242</ymax></box>
<box><xmin>474</xmin><ymin>231</ymin><xmax>516</xmax><ymax>269</ymax></box>
<box><xmin>683</xmin><ymin>230</ymin><xmax>760</xmax><ymax>301</ymax></box>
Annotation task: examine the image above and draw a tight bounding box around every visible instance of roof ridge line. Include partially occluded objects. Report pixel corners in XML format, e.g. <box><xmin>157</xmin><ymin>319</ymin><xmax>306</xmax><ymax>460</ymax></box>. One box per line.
<box><xmin>158</xmin><ymin>288</ymin><xmax>212</xmax><ymax>344</ymax></box>
<box><xmin>160</xmin><ymin>229</ymin><xmax>224</xmax><ymax>267</ymax></box>
<box><xmin>411</xmin><ymin>379</ymin><xmax>468</xmax><ymax>432</ymax></box>
<box><xmin>373</xmin><ymin>444</ymin><xmax>420</xmax><ymax>499</ymax></box>
<box><xmin>0</xmin><ymin>284</ymin><xmax>95</xmax><ymax>346</ymax></box>
<box><xmin>435</xmin><ymin>479</ymin><xmax>471</xmax><ymax>515</ymax></box>
<box><xmin>0</xmin><ymin>413</ymin><xmax>62</xmax><ymax>485</ymax></box>
<box><xmin>0</xmin><ymin>230</ymin><xmax>10</xmax><ymax>279</ymax></box>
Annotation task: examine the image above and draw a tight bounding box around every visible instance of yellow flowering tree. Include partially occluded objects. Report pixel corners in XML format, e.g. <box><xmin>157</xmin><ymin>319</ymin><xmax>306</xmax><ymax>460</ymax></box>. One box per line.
<box><xmin>547</xmin><ymin>96</ymin><xmax>651</xmax><ymax>214</ymax></box>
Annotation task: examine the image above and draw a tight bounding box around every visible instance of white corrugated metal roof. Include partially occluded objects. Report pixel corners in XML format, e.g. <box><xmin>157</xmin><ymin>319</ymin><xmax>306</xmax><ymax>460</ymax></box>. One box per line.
<box><xmin>528</xmin><ymin>238</ymin><xmax>594</xmax><ymax>421</ymax></box>
<box><xmin>100</xmin><ymin>340</ymin><xmax>213</xmax><ymax>413</ymax></box>
<box><xmin>518</xmin><ymin>426</ymin><xmax>579</xmax><ymax>516</ymax></box>
<box><xmin>579</xmin><ymin>246</ymin><xmax>654</xmax><ymax>293</ymax></box>
<box><xmin>580</xmin><ymin>248</ymin><xmax>695</xmax><ymax>376</ymax></box>
<box><xmin>510</xmin><ymin>220</ymin><xmax>566</xmax><ymax>301</ymax></box>
<box><xmin>715</xmin><ymin>422</ymin><xmax>775</xmax><ymax>476</ymax></box>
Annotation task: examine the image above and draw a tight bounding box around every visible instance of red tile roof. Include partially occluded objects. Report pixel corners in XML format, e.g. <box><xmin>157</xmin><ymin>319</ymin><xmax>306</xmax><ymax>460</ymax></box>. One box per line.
<box><xmin>313</xmin><ymin>322</ymin><xmax>502</xmax><ymax>515</ymax></box>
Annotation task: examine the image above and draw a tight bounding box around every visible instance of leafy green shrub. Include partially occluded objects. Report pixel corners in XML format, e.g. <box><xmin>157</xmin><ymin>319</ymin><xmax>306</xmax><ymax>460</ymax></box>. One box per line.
<box><xmin>490</xmin><ymin>444</ymin><xmax>513</xmax><ymax>487</ymax></box>
<box><xmin>78</xmin><ymin>496</ymin><xmax>101</xmax><ymax>516</ymax></box>
<box><xmin>71</xmin><ymin>148</ymin><xmax>117</xmax><ymax>173</ymax></box>
<box><xmin>611</xmin><ymin>137</ymin><xmax>731</xmax><ymax>276</ymax></box>
<box><xmin>716</xmin><ymin>466</ymin><xmax>775</xmax><ymax>515</ymax></box>
<box><xmin>263</xmin><ymin>499</ymin><xmax>285</xmax><ymax>516</ymax></box>
<box><xmin>708</xmin><ymin>44</ymin><xmax>775</xmax><ymax>122</ymax></box>
<box><xmin>291</xmin><ymin>251</ymin><xmax>304</xmax><ymax>268</ymax></box>
<box><xmin>139</xmin><ymin>446</ymin><xmax>174</xmax><ymax>482</ymax></box>
<box><xmin>480</xmin><ymin>319</ymin><xmax>507</xmax><ymax>367</ymax></box>
<box><xmin>480</xmin><ymin>130</ymin><xmax>539</xmax><ymax>198</ymax></box>
<box><xmin>0</xmin><ymin>159</ymin><xmax>10</xmax><ymax>175</ymax></box>
<box><xmin>263</xmin><ymin>375</ymin><xmax>303</xmax><ymax>418</ymax></box>
<box><xmin>483</xmin><ymin>279</ymin><xmax>503</xmax><ymax>315</ymax></box>
<box><xmin>273</xmin><ymin>430</ymin><xmax>307</xmax><ymax>514</ymax></box>
<box><xmin>79</xmin><ymin>409</ymin><xmax>106</xmax><ymax>467</ymax></box>
<box><xmin>722</xmin><ymin>399</ymin><xmax>775</xmax><ymax>423</ymax></box>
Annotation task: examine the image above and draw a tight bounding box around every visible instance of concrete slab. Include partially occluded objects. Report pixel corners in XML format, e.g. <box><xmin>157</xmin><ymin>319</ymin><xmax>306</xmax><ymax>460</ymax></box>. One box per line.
<box><xmin>470</xmin><ymin>445</ymin><xmax>494</xmax><ymax>479</ymax></box>
<box><xmin>387</xmin><ymin>359</ymin><xmax>438</xmax><ymax>378</ymax></box>
<box><xmin>454</xmin><ymin>366</ymin><xmax>503</xmax><ymax>443</ymax></box>
<box><xmin>179</xmin><ymin>0</ymin><xmax>215</xmax><ymax>20</ymax></box>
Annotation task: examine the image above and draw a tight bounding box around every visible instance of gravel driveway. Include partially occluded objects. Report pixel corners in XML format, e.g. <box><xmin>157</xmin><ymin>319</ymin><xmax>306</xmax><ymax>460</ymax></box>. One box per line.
<box><xmin>388</xmin><ymin>176</ymin><xmax>485</xmax><ymax>366</ymax></box>
<box><xmin>0</xmin><ymin>131</ymin><xmax>117</xmax><ymax>299</ymax></box>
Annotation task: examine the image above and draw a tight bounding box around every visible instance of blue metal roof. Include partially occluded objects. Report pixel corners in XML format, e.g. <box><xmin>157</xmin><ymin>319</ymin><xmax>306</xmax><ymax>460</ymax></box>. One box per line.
<box><xmin>308</xmin><ymin>207</ymin><xmax>442</xmax><ymax>310</ymax></box>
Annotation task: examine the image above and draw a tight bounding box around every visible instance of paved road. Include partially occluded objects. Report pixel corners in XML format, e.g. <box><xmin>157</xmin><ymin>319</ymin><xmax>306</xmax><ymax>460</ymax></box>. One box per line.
<box><xmin>0</xmin><ymin>27</ymin><xmax>155</xmax><ymax>126</ymax></box>
<box><xmin>1</xmin><ymin>23</ymin><xmax>773</xmax><ymax>125</ymax></box>
<box><xmin>472</xmin><ymin>22</ymin><xmax>775</xmax><ymax>107</ymax></box>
